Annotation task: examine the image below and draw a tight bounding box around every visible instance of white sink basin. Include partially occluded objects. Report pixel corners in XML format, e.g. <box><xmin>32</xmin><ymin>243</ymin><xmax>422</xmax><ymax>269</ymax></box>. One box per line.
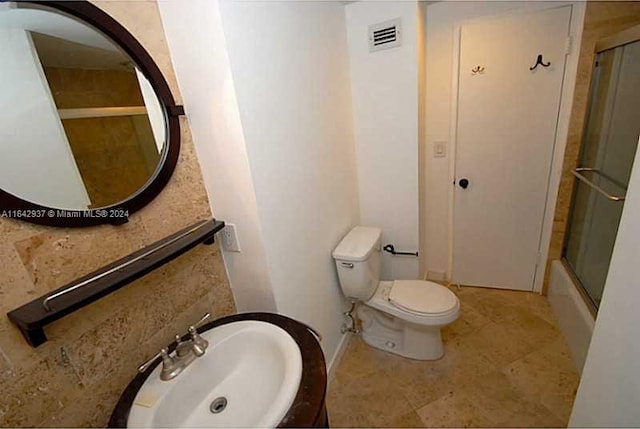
<box><xmin>127</xmin><ymin>320</ymin><xmax>303</xmax><ymax>428</ymax></box>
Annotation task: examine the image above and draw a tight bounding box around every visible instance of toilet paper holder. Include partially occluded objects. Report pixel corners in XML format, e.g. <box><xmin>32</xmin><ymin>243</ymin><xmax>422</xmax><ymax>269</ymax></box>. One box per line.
<box><xmin>383</xmin><ymin>244</ymin><xmax>418</xmax><ymax>257</ymax></box>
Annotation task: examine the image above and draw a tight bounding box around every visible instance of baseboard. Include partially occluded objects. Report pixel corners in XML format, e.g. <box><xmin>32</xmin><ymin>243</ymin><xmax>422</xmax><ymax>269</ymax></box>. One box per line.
<box><xmin>327</xmin><ymin>332</ymin><xmax>350</xmax><ymax>383</ymax></box>
<box><xmin>426</xmin><ymin>270</ymin><xmax>447</xmax><ymax>281</ymax></box>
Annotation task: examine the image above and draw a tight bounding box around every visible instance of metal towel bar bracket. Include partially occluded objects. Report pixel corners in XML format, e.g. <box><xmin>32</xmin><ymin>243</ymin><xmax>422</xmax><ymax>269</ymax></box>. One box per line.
<box><xmin>571</xmin><ymin>168</ymin><xmax>626</xmax><ymax>202</ymax></box>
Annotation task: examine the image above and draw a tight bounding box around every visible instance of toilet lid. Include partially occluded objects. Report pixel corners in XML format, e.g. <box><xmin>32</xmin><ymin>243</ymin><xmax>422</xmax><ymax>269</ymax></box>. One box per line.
<box><xmin>389</xmin><ymin>280</ymin><xmax>458</xmax><ymax>315</ymax></box>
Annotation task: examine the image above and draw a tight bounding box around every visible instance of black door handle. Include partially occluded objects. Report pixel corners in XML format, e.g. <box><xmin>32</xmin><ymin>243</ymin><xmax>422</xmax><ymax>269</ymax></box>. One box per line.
<box><xmin>459</xmin><ymin>178</ymin><xmax>470</xmax><ymax>189</ymax></box>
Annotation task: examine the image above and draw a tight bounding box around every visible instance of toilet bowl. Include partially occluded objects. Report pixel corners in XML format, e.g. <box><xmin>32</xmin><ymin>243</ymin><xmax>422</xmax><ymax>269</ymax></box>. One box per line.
<box><xmin>333</xmin><ymin>226</ymin><xmax>459</xmax><ymax>360</ymax></box>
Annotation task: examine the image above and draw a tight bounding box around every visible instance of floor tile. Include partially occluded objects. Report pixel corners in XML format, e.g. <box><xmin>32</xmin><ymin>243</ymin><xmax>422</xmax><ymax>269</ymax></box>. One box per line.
<box><xmin>328</xmin><ymin>368</ymin><xmax>414</xmax><ymax>427</ymax></box>
<box><xmin>502</xmin><ymin>338</ymin><xmax>580</xmax><ymax>423</ymax></box>
<box><xmin>508</xmin><ymin>310</ymin><xmax>561</xmax><ymax>348</ymax></box>
<box><xmin>463</xmin><ymin>321</ymin><xmax>537</xmax><ymax>368</ymax></box>
<box><xmin>523</xmin><ymin>293</ymin><xmax>561</xmax><ymax>326</ymax></box>
<box><xmin>384</xmin><ymin>410</ymin><xmax>424</xmax><ymax>428</ymax></box>
<box><xmin>461</xmin><ymin>289</ymin><xmax>529</xmax><ymax>323</ymax></box>
<box><xmin>327</xmin><ymin>286</ymin><xmax>580</xmax><ymax>428</ymax></box>
<box><xmin>389</xmin><ymin>335</ymin><xmax>496</xmax><ymax>409</ymax></box>
<box><xmin>333</xmin><ymin>336</ymin><xmax>397</xmax><ymax>384</ymax></box>
<box><xmin>441</xmin><ymin>299</ymin><xmax>491</xmax><ymax>340</ymax></box>
<box><xmin>416</xmin><ymin>390</ymin><xmax>495</xmax><ymax>428</ymax></box>
<box><xmin>464</xmin><ymin>370</ymin><xmax>564</xmax><ymax>428</ymax></box>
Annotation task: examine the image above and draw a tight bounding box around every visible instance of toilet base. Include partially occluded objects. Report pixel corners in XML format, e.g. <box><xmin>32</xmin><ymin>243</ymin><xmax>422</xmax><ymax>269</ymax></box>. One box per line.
<box><xmin>358</xmin><ymin>305</ymin><xmax>445</xmax><ymax>360</ymax></box>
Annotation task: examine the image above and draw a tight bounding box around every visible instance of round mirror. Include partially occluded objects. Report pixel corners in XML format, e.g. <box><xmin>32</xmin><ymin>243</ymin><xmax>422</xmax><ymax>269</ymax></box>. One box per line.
<box><xmin>0</xmin><ymin>1</ymin><xmax>182</xmax><ymax>226</ymax></box>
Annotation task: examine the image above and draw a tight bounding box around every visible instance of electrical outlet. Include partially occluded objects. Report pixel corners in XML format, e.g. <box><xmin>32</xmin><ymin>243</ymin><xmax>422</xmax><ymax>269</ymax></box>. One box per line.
<box><xmin>220</xmin><ymin>223</ymin><xmax>241</xmax><ymax>252</ymax></box>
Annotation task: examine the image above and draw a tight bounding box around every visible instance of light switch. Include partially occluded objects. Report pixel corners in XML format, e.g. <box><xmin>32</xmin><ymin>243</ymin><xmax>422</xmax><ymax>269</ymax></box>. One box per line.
<box><xmin>433</xmin><ymin>141</ymin><xmax>447</xmax><ymax>158</ymax></box>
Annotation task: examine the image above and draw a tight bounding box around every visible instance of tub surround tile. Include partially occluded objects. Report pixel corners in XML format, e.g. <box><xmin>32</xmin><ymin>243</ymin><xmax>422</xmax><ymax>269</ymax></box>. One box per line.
<box><xmin>327</xmin><ymin>286</ymin><xmax>579</xmax><ymax>427</ymax></box>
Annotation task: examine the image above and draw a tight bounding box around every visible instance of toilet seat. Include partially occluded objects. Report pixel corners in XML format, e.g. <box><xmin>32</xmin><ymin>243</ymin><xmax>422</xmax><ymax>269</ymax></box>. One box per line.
<box><xmin>389</xmin><ymin>280</ymin><xmax>458</xmax><ymax>317</ymax></box>
<box><xmin>367</xmin><ymin>281</ymin><xmax>459</xmax><ymax>327</ymax></box>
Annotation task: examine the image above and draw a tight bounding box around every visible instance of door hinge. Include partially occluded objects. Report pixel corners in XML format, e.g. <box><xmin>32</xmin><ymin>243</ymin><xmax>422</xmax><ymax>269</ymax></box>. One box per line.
<box><xmin>565</xmin><ymin>36</ymin><xmax>572</xmax><ymax>56</ymax></box>
<box><xmin>535</xmin><ymin>251</ymin><xmax>543</xmax><ymax>268</ymax></box>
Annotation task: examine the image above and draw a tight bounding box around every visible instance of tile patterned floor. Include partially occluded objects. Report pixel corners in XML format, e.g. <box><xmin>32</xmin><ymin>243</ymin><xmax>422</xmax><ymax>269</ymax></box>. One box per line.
<box><xmin>327</xmin><ymin>286</ymin><xmax>580</xmax><ymax>428</ymax></box>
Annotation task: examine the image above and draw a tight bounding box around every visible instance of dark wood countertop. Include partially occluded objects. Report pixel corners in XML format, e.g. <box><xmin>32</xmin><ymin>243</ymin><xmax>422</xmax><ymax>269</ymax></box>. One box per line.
<box><xmin>108</xmin><ymin>312</ymin><xmax>327</xmax><ymax>428</ymax></box>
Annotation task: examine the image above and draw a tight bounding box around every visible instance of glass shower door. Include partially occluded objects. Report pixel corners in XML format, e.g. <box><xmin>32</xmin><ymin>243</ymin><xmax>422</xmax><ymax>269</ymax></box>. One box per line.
<box><xmin>564</xmin><ymin>37</ymin><xmax>640</xmax><ymax>310</ymax></box>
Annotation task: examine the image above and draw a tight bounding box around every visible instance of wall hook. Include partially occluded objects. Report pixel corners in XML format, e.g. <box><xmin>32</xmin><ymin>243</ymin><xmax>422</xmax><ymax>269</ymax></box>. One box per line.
<box><xmin>529</xmin><ymin>54</ymin><xmax>550</xmax><ymax>70</ymax></box>
<box><xmin>471</xmin><ymin>65</ymin><xmax>485</xmax><ymax>75</ymax></box>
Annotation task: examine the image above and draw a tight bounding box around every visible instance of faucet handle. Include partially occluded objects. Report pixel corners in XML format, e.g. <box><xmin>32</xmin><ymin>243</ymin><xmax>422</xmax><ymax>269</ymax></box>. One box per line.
<box><xmin>190</xmin><ymin>312</ymin><xmax>211</xmax><ymax>331</ymax></box>
<box><xmin>138</xmin><ymin>348</ymin><xmax>171</xmax><ymax>373</ymax></box>
<box><xmin>138</xmin><ymin>350</ymin><xmax>161</xmax><ymax>373</ymax></box>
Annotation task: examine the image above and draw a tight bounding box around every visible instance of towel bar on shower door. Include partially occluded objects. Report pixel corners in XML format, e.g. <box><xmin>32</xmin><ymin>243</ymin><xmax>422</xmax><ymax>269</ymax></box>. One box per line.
<box><xmin>570</xmin><ymin>168</ymin><xmax>626</xmax><ymax>202</ymax></box>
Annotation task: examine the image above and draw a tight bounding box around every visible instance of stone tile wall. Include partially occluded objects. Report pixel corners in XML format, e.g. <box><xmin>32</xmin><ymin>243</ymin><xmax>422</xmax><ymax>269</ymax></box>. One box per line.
<box><xmin>0</xmin><ymin>1</ymin><xmax>236</xmax><ymax>426</ymax></box>
<box><xmin>544</xmin><ymin>2</ymin><xmax>640</xmax><ymax>292</ymax></box>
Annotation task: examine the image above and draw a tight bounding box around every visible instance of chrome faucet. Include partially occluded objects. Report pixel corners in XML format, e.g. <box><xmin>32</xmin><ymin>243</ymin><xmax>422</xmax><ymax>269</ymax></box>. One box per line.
<box><xmin>138</xmin><ymin>313</ymin><xmax>211</xmax><ymax>381</ymax></box>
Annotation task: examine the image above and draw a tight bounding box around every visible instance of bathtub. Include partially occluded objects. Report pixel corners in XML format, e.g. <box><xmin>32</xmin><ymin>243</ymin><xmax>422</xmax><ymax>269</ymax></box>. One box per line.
<box><xmin>547</xmin><ymin>260</ymin><xmax>595</xmax><ymax>373</ymax></box>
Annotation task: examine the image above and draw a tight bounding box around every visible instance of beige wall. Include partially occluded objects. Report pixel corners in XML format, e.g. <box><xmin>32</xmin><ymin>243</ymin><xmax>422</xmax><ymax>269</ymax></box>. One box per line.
<box><xmin>0</xmin><ymin>1</ymin><xmax>235</xmax><ymax>426</ymax></box>
<box><xmin>544</xmin><ymin>1</ymin><xmax>640</xmax><ymax>292</ymax></box>
<box><xmin>418</xmin><ymin>2</ymin><xmax>428</xmax><ymax>279</ymax></box>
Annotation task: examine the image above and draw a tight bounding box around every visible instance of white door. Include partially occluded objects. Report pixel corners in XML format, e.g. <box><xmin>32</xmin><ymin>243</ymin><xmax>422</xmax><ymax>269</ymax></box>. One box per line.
<box><xmin>452</xmin><ymin>6</ymin><xmax>572</xmax><ymax>290</ymax></box>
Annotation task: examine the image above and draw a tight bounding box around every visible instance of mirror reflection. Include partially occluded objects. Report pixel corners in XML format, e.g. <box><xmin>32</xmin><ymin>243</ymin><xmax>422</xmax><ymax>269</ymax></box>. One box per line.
<box><xmin>0</xmin><ymin>3</ymin><xmax>166</xmax><ymax>210</ymax></box>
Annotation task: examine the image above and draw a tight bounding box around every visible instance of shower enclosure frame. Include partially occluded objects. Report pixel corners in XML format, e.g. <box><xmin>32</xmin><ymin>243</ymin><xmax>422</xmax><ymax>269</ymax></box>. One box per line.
<box><xmin>561</xmin><ymin>23</ymin><xmax>640</xmax><ymax>316</ymax></box>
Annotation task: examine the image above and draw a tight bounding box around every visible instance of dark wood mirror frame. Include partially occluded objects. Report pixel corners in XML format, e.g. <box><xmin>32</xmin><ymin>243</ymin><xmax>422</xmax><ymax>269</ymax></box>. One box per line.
<box><xmin>0</xmin><ymin>0</ymin><xmax>184</xmax><ymax>227</ymax></box>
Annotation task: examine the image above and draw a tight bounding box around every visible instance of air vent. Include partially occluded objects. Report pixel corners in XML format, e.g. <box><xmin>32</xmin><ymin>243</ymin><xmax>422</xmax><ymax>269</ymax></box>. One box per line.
<box><xmin>369</xmin><ymin>18</ymin><xmax>401</xmax><ymax>52</ymax></box>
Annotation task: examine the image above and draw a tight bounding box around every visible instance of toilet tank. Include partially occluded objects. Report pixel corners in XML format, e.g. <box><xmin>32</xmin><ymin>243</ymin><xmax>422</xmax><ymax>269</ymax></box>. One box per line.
<box><xmin>332</xmin><ymin>226</ymin><xmax>382</xmax><ymax>301</ymax></box>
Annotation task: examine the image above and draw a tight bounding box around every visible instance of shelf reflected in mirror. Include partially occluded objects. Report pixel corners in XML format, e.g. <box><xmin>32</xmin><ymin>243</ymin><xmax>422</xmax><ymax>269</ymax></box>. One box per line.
<box><xmin>1</xmin><ymin>2</ymin><xmax>169</xmax><ymax>212</ymax></box>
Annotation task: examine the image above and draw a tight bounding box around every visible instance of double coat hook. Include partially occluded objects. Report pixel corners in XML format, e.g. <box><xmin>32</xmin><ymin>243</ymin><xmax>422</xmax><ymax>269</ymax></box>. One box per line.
<box><xmin>529</xmin><ymin>54</ymin><xmax>551</xmax><ymax>70</ymax></box>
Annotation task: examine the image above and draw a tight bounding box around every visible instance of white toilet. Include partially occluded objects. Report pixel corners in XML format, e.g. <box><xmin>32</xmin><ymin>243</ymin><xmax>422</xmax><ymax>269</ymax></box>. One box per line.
<box><xmin>333</xmin><ymin>226</ymin><xmax>460</xmax><ymax>360</ymax></box>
